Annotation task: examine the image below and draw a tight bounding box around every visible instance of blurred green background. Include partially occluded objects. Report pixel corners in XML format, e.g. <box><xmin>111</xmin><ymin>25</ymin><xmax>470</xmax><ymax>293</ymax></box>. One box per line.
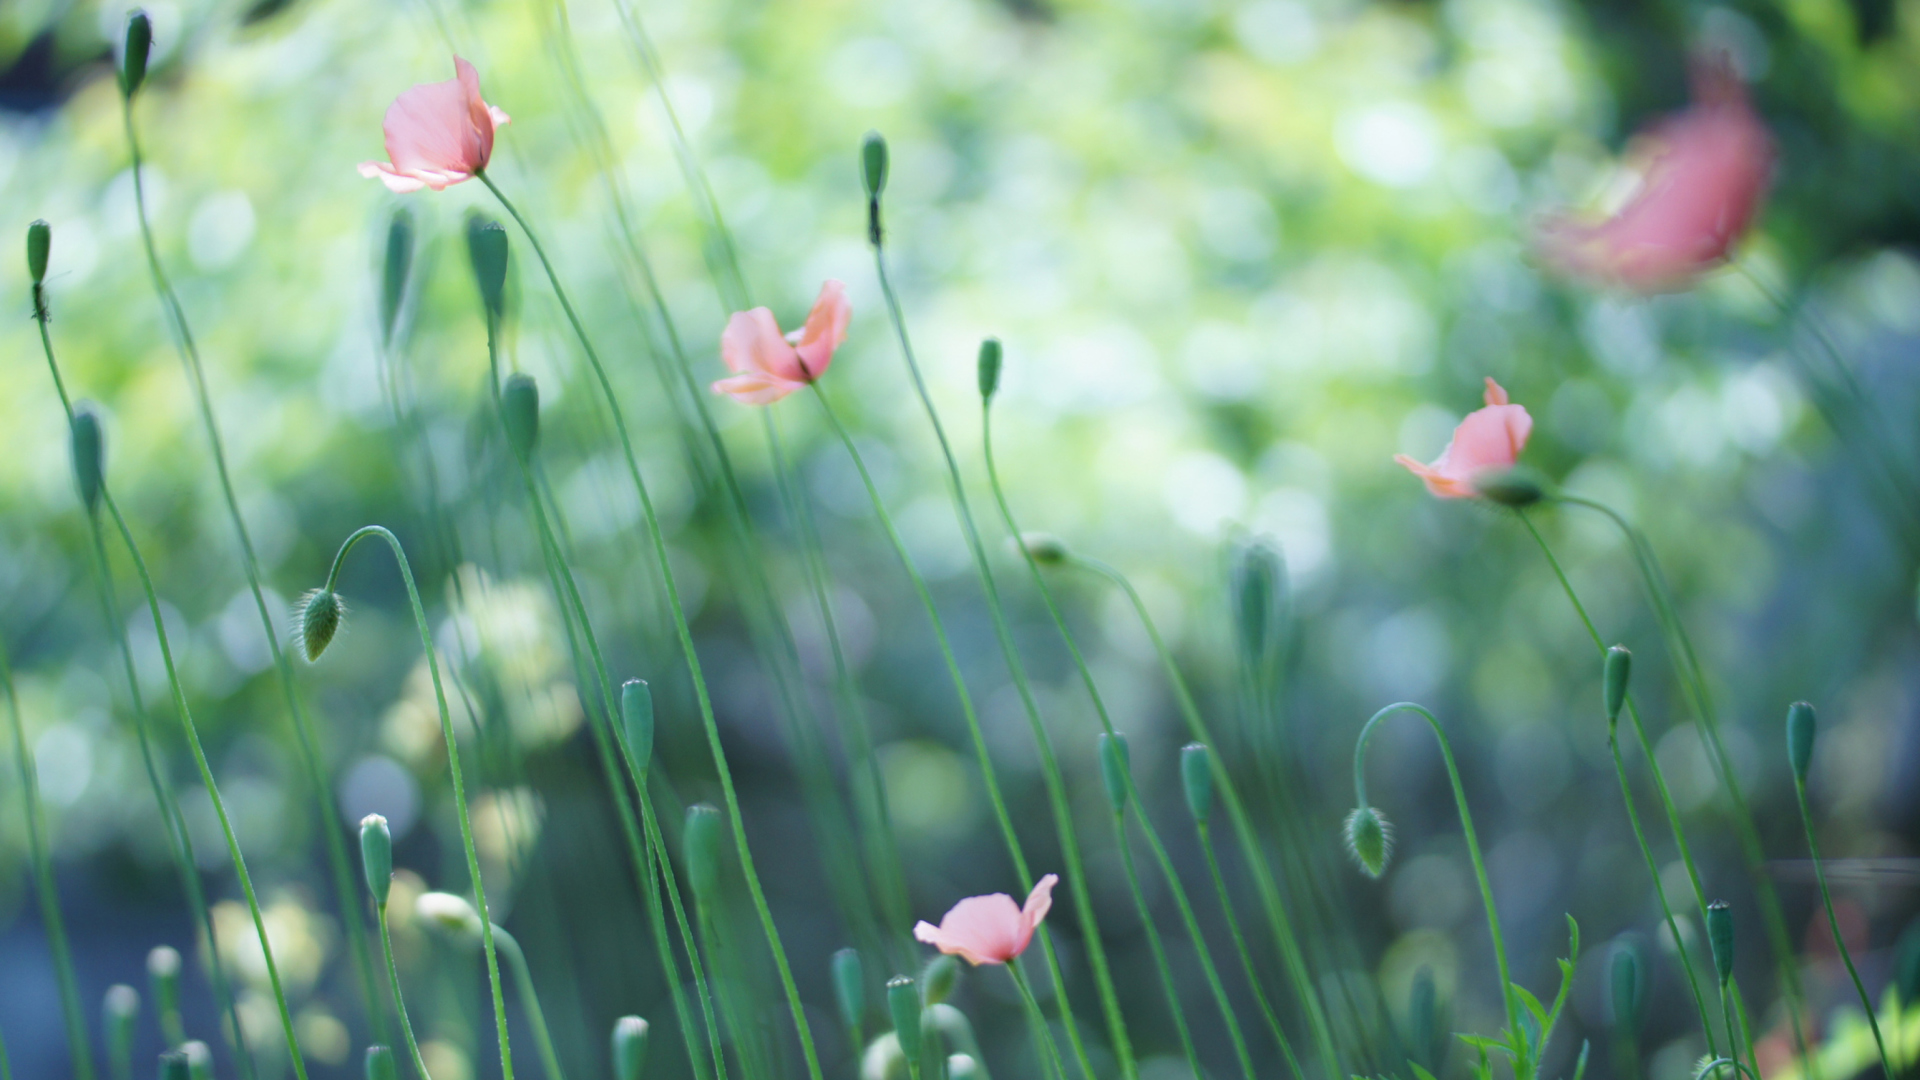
<box><xmin>4</xmin><ymin>0</ymin><xmax>1920</xmax><ymax>1079</ymax></box>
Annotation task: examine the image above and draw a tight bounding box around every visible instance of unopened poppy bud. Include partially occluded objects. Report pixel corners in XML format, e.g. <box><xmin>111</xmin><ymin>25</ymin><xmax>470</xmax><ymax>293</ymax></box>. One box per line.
<box><xmin>1609</xmin><ymin>938</ymin><xmax>1646</xmax><ymax>1033</ymax></box>
<box><xmin>1604</xmin><ymin>646</ymin><xmax>1631</xmax><ymax>726</ymax></box>
<box><xmin>360</xmin><ymin>814</ymin><xmax>394</xmax><ymax>907</ymax></box>
<box><xmin>107</xmin><ymin>985</ymin><xmax>140</xmax><ymax>1067</ymax></box>
<box><xmin>1706</xmin><ymin>900</ymin><xmax>1734</xmax><ymax>984</ymax></box>
<box><xmin>622</xmin><ymin>679</ymin><xmax>653</xmax><ymax>775</ymax></box>
<box><xmin>886</xmin><ymin>975</ymin><xmax>922</xmax><ymax>1065</ymax></box>
<box><xmin>121</xmin><ymin>11</ymin><xmax>153</xmax><ymax>98</ymax></box>
<box><xmin>861</xmin><ymin>132</ymin><xmax>890</xmax><ymax>201</ymax></box>
<box><xmin>947</xmin><ymin>1055</ymin><xmax>981</xmax><ymax>1080</ymax></box>
<box><xmin>381</xmin><ymin>209</ymin><xmax>414</xmax><ymax>348</ymax></box>
<box><xmin>1408</xmin><ymin>965</ymin><xmax>1438</xmax><ymax>1065</ymax></box>
<box><xmin>1180</xmin><ymin>743</ymin><xmax>1214</xmax><ymax>824</ymax></box>
<box><xmin>501</xmin><ymin>373</ymin><xmax>539</xmax><ymax>461</ymax></box>
<box><xmin>71</xmin><ymin>402</ymin><xmax>104</xmax><ymax>517</ymax></box>
<box><xmin>158</xmin><ymin>1051</ymin><xmax>189</xmax><ymax>1080</ymax></box>
<box><xmin>1344</xmin><ymin>806</ymin><xmax>1391</xmax><ymax>878</ymax></box>
<box><xmin>1474</xmin><ymin>467</ymin><xmax>1546</xmax><ymax>508</ymax></box>
<box><xmin>466</xmin><ymin>215</ymin><xmax>510</xmax><ymax>324</ymax></box>
<box><xmin>832</xmin><ymin>948</ymin><xmax>865</xmax><ymax>1037</ymax></box>
<box><xmin>147</xmin><ymin>945</ymin><xmax>181</xmax><ymax>1031</ymax></box>
<box><xmin>1098</xmin><ymin>732</ymin><xmax>1131</xmax><ymax>815</ymax></box>
<box><xmin>365</xmin><ymin>1045</ymin><xmax>398</xmax><ymax>1080</ymax></box>
<box><xmin>416</xmin><ymin>891</ymin><xmax>483</xmax><ymax>937</ymax></box>
<box><xmin>685</xmin><ymin>804</ymin><xmax>725</xmax><ymax>904</ymax></box>
<box><xmin>1228</xmin><ymin>535</ymin><xmax>1288</xmax><ymax>670</ymax></box>
<box><xmin>920</xmin><ymin>954</ymin><xmax>959</xmax><ymax>1006</ymax></box>
<box><xmin>1787</xmin><ymin>701</ymin><xmax>1816</xmax><ymax>784</ymax></box>
<box><xmin>1016</xmin><ymin>533</ymin><xmax>1067</xmax><ymax>566</ymax></box>
<box><xmin>28</xmin><ymin>220</ymin><xmax>50</xmax><ymax>285</ymax></box>
<box><xmin>181</xmin><ymin>1042</ymin><xmax>212</xmax><ymax>1080</ymax></box>
<box><xmin>977</xmin><ymin>338</ymin><xmax>1002</xmax><ymax>401</ymax></box>
<box><xmin>612</xmin><ymin>1016</ymin><xmax>649</xmax><ymax>1080</ymax></box>
<box><xmin>297</xmin><ymin>588</ymin><xmax>344</xmax><ymax>662</ymax></box>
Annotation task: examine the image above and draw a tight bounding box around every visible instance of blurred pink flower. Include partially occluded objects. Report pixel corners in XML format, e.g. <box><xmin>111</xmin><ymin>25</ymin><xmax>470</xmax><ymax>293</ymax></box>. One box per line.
<box><xmin>1394</xmin><ymin>378</ymin><xmax>1533</xmax><ymax>499</ymax></box>
<box><xmin>358</xmin><ymin>57</ymin><xmax>511</xmax><ymax>193</ymax></box>
<box><xmin>1538</xmin><ymin>54</ymin><xmax>1773</xmax><ymax>292</ymax></box>
<box><xmin>711</xmin><ymin>280</ymin><xmax>850</xmax><ymax>405</ymax></box>
<box><xmin>913</xmin><ymin>873</ymin><xmax>1058</xmax><ymax>966</ymax></box>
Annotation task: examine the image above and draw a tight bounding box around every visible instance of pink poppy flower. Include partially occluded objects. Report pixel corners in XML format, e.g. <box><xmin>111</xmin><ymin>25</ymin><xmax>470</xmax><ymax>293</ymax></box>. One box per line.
<box><xmin>913</xmin><ymin>874</ymin><xmax>1058</xmax><ymax>966</ymax></box>
<box><xmin>358</xmin><ymin>57</ymin><xmax>511</xmax><ymax>193</ymax></box>
<box><xmin>1394</xmin><ymin>378</ymin><xmax>1533</xmax><ymax>499</ymax></box>
<box><xmin>711</xmin><ymin>280</ymin><xmax>850</xmax><ymax>405</ymax></box>
<box><xmin>1538</xmin><ymin>54</ymin><xmax>1773</xmax><ymax>293</ymax></box>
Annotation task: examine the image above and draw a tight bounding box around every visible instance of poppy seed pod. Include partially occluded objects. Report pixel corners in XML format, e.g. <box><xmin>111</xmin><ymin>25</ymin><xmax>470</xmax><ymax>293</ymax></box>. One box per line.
<box><xmin>365</xmin><ymin>1045</ymin><xmax>398</xmax><ymax>1080</ymax></box>
<box><xmin>360</xmin><ymin>814</ymin><xmax>394</xmax><ymax>907</ymax></box>
<box><xmin>1707</xmin><ymin>901</ymin><xmax>1735</xmax><ymax>984</ymax></box>
<box><xmin>466</xmin><ymin>216</ymin><xmax>510</xmax><ymax>324</ymax></box>
<box><xmin>1345</xmin><ymin>806</ymin><xmax>1391</xmax><ymax>878</ymax></box>
<box><xmin>70</xmin><ymin>401</ymin><xmax>104</xmax><ymax>517</ymax></box>
<box><xmin>28</xmin><ymin>219</ymin><xmax>50</xmax><ymax>285</ymax></box>
<box><xmin>159</xmin><ymin>1051</ymin><xmax>189</xmax><ymax>1080</ymax></box>
<box><xmin>612</xmin><ymin>1016</ymin><xmax>649</xmax><ymax>1080</ymax></box>
<box><xmin>832</xmin><ymin>947</ymin><xmax>865</xmax><ymax>1036</ymax></box>
<box><xmin>920</xmin><ymin>954</ymin><xmax>959</xmax><ymax>1006</ymax></box>
<box><xmin>121</xmin><ymin>11</ymin><xmax>153</xmax><ymax>98</ymax></box>
<box><xmin>1609</xmin><ymin>938</ymin><xmax>1646</xmax><ymax>1033</ymax></box>
<box><xmin>501</xmin><ymin>372</ymin><xmax>539</xmax><ymax>462</ymax></box>
<box><xmin>298</xmin><ymin>588</ymin><xmax>344</xmax><ymax>662</ymax></box>
<box><xmin>886</xmin><ymin>975</ymin><xmax>922</xmax><ymax>1065</ymax></box>
<box><xmin>622</xmin><ymin>679</ymin><xmax>654</xmax><ymax>776</ymax></box>
<box><xmin>381</xmin><ymin>209</ymin><xmax>415</xmax><ymax>348</ymax></box>
<box><xmin>1604</xmin><ymin>646</ymin><xmax>1631</xmax><ymax>726</ymax></box>
<box><xmin>684</xmin><ymin>804</ymin><xmax>725</xmax><ymax>904</ymax></box>
<box><xmin>1180</xmin><ymin>742</ymin><xmax>1214</xmax><ymax>824</ymax></box>
<box><xmin>1098</xmin><ymin>732</ymin><xmax>1131</xmax><ymax>815</ymax></box>
<box><xmin>977</xmin><ymin>338</ymin><xmax>1003</xmax><ymax>401</ymax></box>
<box><xmin>1787</xmin><ymin>701</ymin><xmax>1816</xmax><ymax>784</ymax></box>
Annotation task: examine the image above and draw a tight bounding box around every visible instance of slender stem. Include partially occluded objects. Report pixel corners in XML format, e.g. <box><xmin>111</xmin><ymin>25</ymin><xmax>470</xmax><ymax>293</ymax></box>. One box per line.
<box><xmin>1008</xmin><ymin>962</ymin><xmax>1069</xmax><ymax>1080</ymax></box>
<box><xmin>1795</xmin><ymin>777</ymin><xmax>1893</xmax><ymax>1078</ymax></box>
<box><xmin>101</xmin><ymin>488</ymin><xmax>307</xmax><ymax>1078</ymax></box>
<box><xmin>121</xmin><ymin>95</ymin><xmax>384</xmax><ymax>1042</ymax></box>
<box><xmin>1111</xmin><ymin>809</ymin><xmax>1205</xmax><ymax>1079</ymax></box>
<box><xmin>321</xmin><ymin>527</ymin><xmax>511</xmax><ymax>1080</ymax></box>
<box><xmin>1198</xmin><ymin>823</ymin><xmax>1309</xmax><ymax>1080</ymax></box>
<box><xmin>480</xmin><ymin>170</ymin><xmax>822</xmax><ymax>1080</ymax></box>
<box><xmin>492</xmin><ymin>927</ymin><xmax>565</xmax><ymax>1080</ymax></box>
<box><xmin>1353</xmin><ymin>703</ymin><xmax>1519</xmax><ymax>1069</ymax></box>
<box><xmin>378</xmin><ymin>906</ymin><xmax>434</xmax><ymax>1080</ymax></box>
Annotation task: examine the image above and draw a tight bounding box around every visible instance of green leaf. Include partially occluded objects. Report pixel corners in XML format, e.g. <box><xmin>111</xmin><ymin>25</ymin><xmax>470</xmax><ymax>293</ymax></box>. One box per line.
<box><xmin>1571</xmin><ymin>1040</ymin><xmax>1591</xmax><ymax>1080</ymax></box>
<box><xmin>1409</xmin><ymin>1062</ymin><xmax>1439</xmax><ymax>1080</ymax></box>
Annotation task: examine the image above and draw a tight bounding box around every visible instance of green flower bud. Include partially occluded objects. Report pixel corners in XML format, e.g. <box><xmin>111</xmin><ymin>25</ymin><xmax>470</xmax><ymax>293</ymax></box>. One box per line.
<box><xmin>360</xmin><ymin>814</ymin><xmax>394</xmax><ymax>907</ymax></box>
<box><xmin>1015</xmin><ymin>533</ymin><xmax>1067</xmax><ymax>566</ymax></box>
<box><xmin>947</xmin><ymin>1055</ymin><xmax>981</xmax><ymax>1080</ymax></box>
<box><xmin>71</xmin><ymin>401</ymin><xmax>104</xmax><ymax>517</ymax></box>
<box><xmin>920</xmin><ymin>954</ymin><xmax>959</xmax><ymax>1006</ymax></box>
<box><xmin>886</xmin><ymin>975</ymin><xmax>922</xmax><ymax>1066</ymax></box>
<box><xmin>147</xmin><ymin>945</ymin><xmax>181</xmax><ymax>1029</ymax></box>
<box><xmin>1706</xmin><ymin>901</ymin><xmax>1734</xmax><ymax>985</ymax></box>
<box><xmin>466</xmin><ymin>215</ymin><xmax>510</xmax><ymax>324</ymax></box>
<box><xmin>1098</xmin><ymin>732</ymin><xmax>1130</xmax><ymax>815</ymax></box>
<box><xmin>297</xmin><ymin>588</ymin><xmax>344</xmax><ymax>662</ymax></box>
<box><xmin>1604</xmin><ymin>646</ymin><xmax>1631</xmax><ymax>726</ymax></box>
<box><xmin>381</xmin><ymin>209</ymin><xmax>414</xmax><ymax>348</ymax></box>
<box><xmin>1407</xmin><ymin>965</ymin><xmax>1438</xmax><ymax>1066</ymax></box>
<box><xmin>1180</xmin><ymin>742</ymin><xmax>1214</xmax><ymax>825</ymax></box>
<box><xmin>1787</xmin><ymin>701</ymin><xmax>1816</xmax><ymax>785</ymax></box>
<box><xmin>685</xmin><ymin>804</ymin><xmax>725</xmax><ymax>904</ymax></box>
<box><xmin>1228</xmin><ymin>535</ymin><xmax>1288</xmax><ymax>673</ymax></box>
<box><xmin>1474</xmin><ymin>467</ymin><xmax>1546</xmax><ymax>508</ymax></box>
<box><xmin>832</xmin><ymin>947</ymin><xmax>865</xmax><ymax>1037</ymax></box>
<box><xmin>106</xmin><ymin>985</ymin><xmax>140</xmax><ymax>1069</ymax></box>
<box><xmin>501</xmin><ymin>372</ymin><xmax>539</xmax><ymax>462</ymax></box>
<box><xmin>622</xmin><ymin>679</ymin><xmax>654</xmax><ymax>776</ymax></box>
<box><xmin>861</xmin><ymin>132</ymin><xmax>890</xmax><ymax>201</ymax></box>
<box><xmin>159</xmin><ymin>1051</ymin><xmax>189</xmax><ymax>1080</ymax></box>
<box><xmin>977</xmin><ymin>338</ymin><xmax>1003</xmax><ymax>401</ymax></box>
<box><xmin>181</xmin><ymin>1041</ymin><xmax>212</xmax><ymax>1080</ymax></box>
<box><xmin>121</xmin><ymin>11</ymin><xmax>154</xmax><ymax>98</ymax></box>
<box><xmin>28</xmin><ymin>220</ymin><xmax>51</xmax><ymax>286</ymax></box>
<box><xmin>1609</xmin><ymin>938</ymin><xmax>1646</xmax><ymax>1034</ymax></box>
<box><xmin>416</xmin><ymin>891</ymin><xmax>483</xmax><ymax>938</ymax></box>
<box><xmin>365</xmin><ymin>1045</ymin><xmax>398</xmax><ymax>1080</ymax></box>
<box><xmin>612</xmin><ymin>1016</ymin><xmax>650</xmax><ymax>1080</ymax></box>
<box><xmin>1344</xmin><ymin>806</ymin><xmax>1391</xmax><ymax>878</ymax></box>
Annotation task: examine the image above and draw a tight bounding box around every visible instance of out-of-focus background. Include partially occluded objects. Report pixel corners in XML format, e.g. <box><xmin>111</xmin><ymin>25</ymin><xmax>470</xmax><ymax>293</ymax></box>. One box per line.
<box><xmin>3</xmin><ymin>0</ymin><xmax>1920</xmax><ymax>1078</ymax></box>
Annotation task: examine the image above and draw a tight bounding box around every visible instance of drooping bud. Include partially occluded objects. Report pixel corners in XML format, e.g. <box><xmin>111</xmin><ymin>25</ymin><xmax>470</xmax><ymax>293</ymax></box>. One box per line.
<box><xmin>121</xmin><ymin>11</ymin><xmax>154</xmax><ymax>98</ymax></box>
<box><xmin>1180</xmin><ymin>742</ymin><xmax>1214</xmax><ymax>825</ymax></box>
<box><xmin>415</xmin><ymin>891</ymin><xmax>483</xmax><ymax>938</ymax></box>
<box><xmin>1474</xmin><ymin>467</ymin><xmax>1546</xmax><ymax>508</ymax></box>
<box><xmin>920</xmin><ymin>954</ymin><xmax>959</xmax><ymax>1006</ymax></box>
<box><xmin>71</xmin><ymin>401</ymin><xmax>105</xmax><ymax>517</ymax></box>
<box><xmin>297</xmin><ymin>588</ymin><xmax>344</xmax><ymax>662</ymax></box>
<box><xmin>612</xmin><ymin>1016</ymin><xmax>650</xmax><ymax>1080</ymax></box>
<box><xmin>381</xmin><ymin>209</ymin><xmax>414</xmax><ymax>348</ymax></box>
<box><xmin>886</xmin><ymin>975</ymin><xmax>922</xmax><ymax>1066</ymax></box>
<box><xmin>977</xmin><ymin>338</ymin><xmax>1003</xmax><ymax>401</ymax></box>
<box><xmin>1015</xmin><ymin>533</ymin><xmax>1067</xmax><ymax>566</ymax></box>
<box><xmin>365</xmin><ymin>1045</ymin><xmax>398</xmax><ymax>1080</ymax></box>
<box><xmin>832</xmin><ymin>947</ymin><xmax>865</xmax><ymax>1039</ymax></box>
<box><xmin>1228</xmin><ymin>535</ymin><xmax>1288</xmax><ymax>673</ymax></box>
<box><xmin>1098</xmin><ymin>732</ymin><xmax>1131</xmax><ymax>815</ymax></box>
<box><xmin>1786</xmin><ymin>701</ymin><xmax>1816</xmax><ymax>785</ymax></box>
<box><xmin>28</xmin><ymin>220</ymin><xmax>51</xmax><ymax>285</ymax></box>
<box><xmin>1344</xmin><ymin>806</ymin><xmax>1391</xmax><ymax>878</ymax></box>
<box><xmin>685</xmin><ymin>804</ymin><xmax>725</xmax><ymax>904</ymax></box>
<box><xmin>466</xmin><ymin>215</ymin><xmax>510</xmax><ymax>325</ymax></box>
<box><xmin>360</xmin><ymin>814</ymin><xmax>394</xmax><ymax>907</ymax></box>
<box><xmin>1604</xmin><ymin>646</ymin><xmax>1631</xmax><ymax>726</ymax></box>
<box><xmin>158</xmin><ymin>1051</ymin><xmax>189</xmax><ymax>1080</ymax></box>
<box><xmin>622</xmin><ymin>680</ymin><xmax>654</xmax><ymax>776</ymax></box>
<box><xmin>861</xmin><ymin>132</ymin><xmax>890</xmax><ymax>201</ymax></box>
<box><xmin>1609</xmin><ymin>938</ymin><xmax>1646</xmax><ymax>1034</ymax></box>
<box><xmin>106</xmin><ymin>985</ymin><xmax>141</xmax><ymax>1070</ymax></box>
<box><xmin>501</xmin><ymin>372</ymin><xmax>539</xmax><ymax>462</ymax></box>
<box><xmin>148</xmin><ymin>945</ymin><xmax>182</xmax><ymax>1040</ymax></box>
<box><xmin>181</xmin><ymin>1042</ymin><xmax>212</xmax><ymax>1080</ymax></box>
<box><xmin>1706</xmin><ymin>901</ymin><xmax>1734</xmax><ymax>984</ymax></box>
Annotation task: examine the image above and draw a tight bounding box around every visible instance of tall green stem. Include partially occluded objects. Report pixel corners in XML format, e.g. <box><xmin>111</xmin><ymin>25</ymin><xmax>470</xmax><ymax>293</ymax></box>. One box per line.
<box><xmin>320</xmin><ymin>527</ymin><xmax>511</xmax><ymax>1080</ymax></box>
<box><xmin>1008</xmin><ymin>962</ymin><xmax>1069</xmax><ymax>1080</ymax></box>
<box><xmin>1110</xmin><ymin>807</ymin><xmax>1205</xmax><ymax>1079</ymax></box>
<box><xmin>377</xmin><ymin>905</ymin><xmax>433</xmax><ymax>1080</ymax></box>
<box><xmin>493</xmin><ymin>926</ymin><xmax>566</xmax><ymax>1080</ymax></box>
<box><xmin>1196</xmin><ymin>822</ymin><xmax>1309</xmax><ymax>1080</ymax></box>
<box><xmin>1794</xmin><ymin>777</ymin><xmax>1893</xmax><ymax>1078</ymax></box>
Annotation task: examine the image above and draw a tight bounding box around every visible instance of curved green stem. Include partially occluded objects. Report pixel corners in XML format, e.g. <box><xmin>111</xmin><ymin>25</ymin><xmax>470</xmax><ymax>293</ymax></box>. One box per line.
<box><xmin>1353</xmin><ymin>702</ymin><xmax>1519</xmax><ymax>1069</ymax></box>
<box><xmin>321</xmin><ymin>526</ymin><xmax>511</xmax><ymax>1080</ymax></box>
<box><xmin>1110</xmin><ymin>808</ymin><xmax>1204</xmax><ymax>1079</ymax></box>
<box><xmin>377</xmin><ymin>905</ymin><xmax>433</xmax><ymax>1080</ymax></box>
<box><xmin>1795</xmin><ymin>777</ymin><xmax>1893</xmax><ymax>1078</ymax></box>
<box><xmin>1197</xmin><ymin>823</ymin><xmax>1309</xmax><ymax>1080</ymax></box>
<box><xmin>492</xmin><ymin>926</ymin><xmax>565</xmax><ymax>1080</ymax></box>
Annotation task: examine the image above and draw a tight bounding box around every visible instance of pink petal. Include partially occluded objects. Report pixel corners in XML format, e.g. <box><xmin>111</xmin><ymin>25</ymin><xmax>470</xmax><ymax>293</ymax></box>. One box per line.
<box><xmin>1483</xmin><ymin>378</ymin><xmax>1508</xmax><ymax>407</ymax></box>
<box><xmin>358</xmin><ymin>161</ymin><xmax>429</xmax><ymax>193</ymax></box>
<box><xmin>454</xmin><ymin>57</ymin><xmax>497</xmax><ymax>171</ymax></box>
<box><xmin>720</xmin><ymin>308</ymin><xmax>809</xmax><ymax>383</ymax></box>
<box><xmin>1394</xmin><ymin>454</ymin><xmax>1476</xmax><ymax>500</ymax></box>
<box><xmin>915</xmin><ymin>893</ymin><xmax>1025</xmax><ymax>966</ymax></box>
<box><xmin>790</xmin><ymin>279</ymin><xmax>850</xmax><ymax>379</ymax></box>
<box><xmin>363</xmin><ymin>56</ymin><xmax>507</xmax><ymax>193</ymax></box>
<box><xmin>1010</xmin><ymin>874</ymin><xmax>1058</xmax><ymax>958</ymax></box>
<box><xmin>711</xmin><ymin>371</ymin><xmax>804</xmax><ymax>405</ymax></box>
<box><xmin>1394</xmin><ymin>383</ymin><xmax>1533</xmax><ymax>500</ymax></box>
